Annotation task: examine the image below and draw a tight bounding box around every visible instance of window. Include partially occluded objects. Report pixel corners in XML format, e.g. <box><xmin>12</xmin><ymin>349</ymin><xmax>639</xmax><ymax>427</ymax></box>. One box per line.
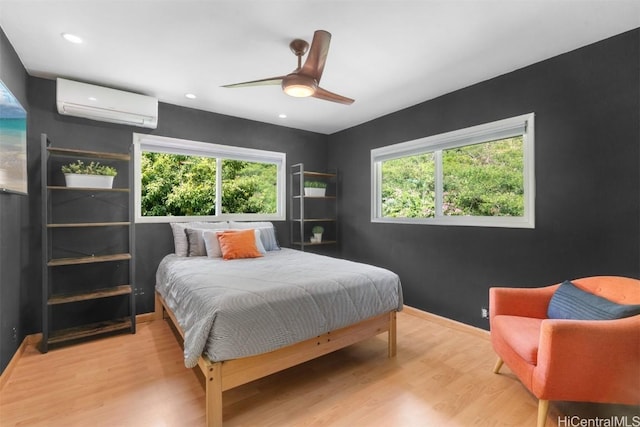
<box><xmin>371</xmin><ymin>113</ymin><xmax>535</xmax><ymax>228</ymax></box>
<box><xmin>133</xmin><ymin>134</ymin><xmax>286</xmax><ymax>223</ymax></box>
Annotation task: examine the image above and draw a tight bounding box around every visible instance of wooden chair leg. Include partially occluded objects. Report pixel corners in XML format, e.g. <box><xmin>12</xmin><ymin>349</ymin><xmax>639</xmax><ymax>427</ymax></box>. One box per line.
<box><xmin>493</xmin><ymin>357</ymin><xmax>504</xmax><ymax>374</ymax></box>
<box><xmin>537</xmin><ymin>399</ymin><xmax>549</xmax><ymax>427</ymax></box>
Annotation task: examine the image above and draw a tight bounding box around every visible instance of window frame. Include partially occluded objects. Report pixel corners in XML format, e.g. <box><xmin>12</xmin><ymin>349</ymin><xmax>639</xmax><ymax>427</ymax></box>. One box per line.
<box><xmin>133</xmin><ymin>133</ymin><xmax>286</xmax><ymax>223</ymax></box>
<box><xmin>371</xmin><ymin>113</ymin><xmax>535</xmax><ymax>228</ymax></box>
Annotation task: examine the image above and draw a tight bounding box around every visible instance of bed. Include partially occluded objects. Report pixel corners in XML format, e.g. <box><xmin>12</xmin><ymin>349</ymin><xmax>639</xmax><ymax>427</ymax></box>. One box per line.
<box><xmin>154</xmin><ymin>223</ymin><xmax>403</xmax><ymax>427</ymax></box>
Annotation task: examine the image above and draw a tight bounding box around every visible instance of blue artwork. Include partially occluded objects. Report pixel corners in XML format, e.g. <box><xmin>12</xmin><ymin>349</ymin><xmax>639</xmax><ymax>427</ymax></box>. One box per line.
<box><xmin>0</xmin><ymin>80</ymin><xmax>27</xmax><ymax>195</ymax></box>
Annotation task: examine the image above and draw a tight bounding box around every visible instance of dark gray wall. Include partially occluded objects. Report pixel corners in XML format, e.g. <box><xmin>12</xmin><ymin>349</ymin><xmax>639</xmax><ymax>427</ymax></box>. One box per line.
<box><xmin>327</xmin><ymin>29</ymin><xmax>640</xmax><ymax>328</ymax></box>
<box><xmin>0</xmin><ymin>28</ymin><xmax>30</xmax><ymax>373</ymax></box>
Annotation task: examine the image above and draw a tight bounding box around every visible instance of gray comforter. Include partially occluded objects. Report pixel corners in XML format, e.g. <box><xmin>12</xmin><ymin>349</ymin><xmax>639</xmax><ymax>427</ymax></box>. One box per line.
<box><xmin>156</xmin><ymin>248</ymin><xmax>403</xmax><ymax>367</ymax></box>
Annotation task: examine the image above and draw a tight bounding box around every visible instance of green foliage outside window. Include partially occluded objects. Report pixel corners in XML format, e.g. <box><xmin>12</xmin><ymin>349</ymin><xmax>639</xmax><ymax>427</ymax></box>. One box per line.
<box><xmin>382</xmin><ymin>153</ymin><xmax>435</xmax><ymax>218</ymax></box>
<box><xmin>140</xmin><ymin>152</ymin><xmax>277</xmax><ymax>217</ymax></box>
<box><xmin>380</xmin><ymin>136</ymin><xmax>524</xmax><ymax>218</ymax></box>
<box><xmin>443</xmin><ymin>137</ymin><xmax>524</xmax><ymax>217</ymax></box>
<box><xmin>221</xmin><ymin>159</ymin><xmax>277</xmax><ymax>214</ymax></box>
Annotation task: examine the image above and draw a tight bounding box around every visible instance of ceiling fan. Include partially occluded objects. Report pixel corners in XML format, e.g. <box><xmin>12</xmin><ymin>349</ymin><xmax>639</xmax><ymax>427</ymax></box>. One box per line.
<box><xmin>222</xmin><ymin>30</ymin><xmax>354</xmax><ymax>105</ymax></box>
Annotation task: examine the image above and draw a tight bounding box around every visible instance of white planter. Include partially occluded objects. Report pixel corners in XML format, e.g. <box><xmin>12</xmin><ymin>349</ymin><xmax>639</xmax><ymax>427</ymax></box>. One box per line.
<box><xmin>64</xmin><ymin>173</ymin><xmax>114</xmax><ymax>189</ymax></box>
<box><xmin>314</xmin><ymin>233</ymin><xmax>323</xmax><ymax>242</ymax></box>
<box><xmin>304</xmin><ymin>187</ymin><xmax>326</xmax><ymax>197</ymax></box>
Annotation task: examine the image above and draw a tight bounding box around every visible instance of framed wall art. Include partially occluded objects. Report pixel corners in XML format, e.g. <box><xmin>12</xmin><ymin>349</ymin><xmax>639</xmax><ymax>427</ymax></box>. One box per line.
<box><xmin>0</xmin><ymin>80</ymin><xmax>27</xmax><ymax>195</ymax></box>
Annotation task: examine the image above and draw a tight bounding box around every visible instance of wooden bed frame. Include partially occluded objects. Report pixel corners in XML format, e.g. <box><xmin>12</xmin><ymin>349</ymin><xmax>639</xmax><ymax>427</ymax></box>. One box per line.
<box><xmin>155</xmin><ymin>291</ymin><xmax>397</xmax><ymax>427</ymax></box>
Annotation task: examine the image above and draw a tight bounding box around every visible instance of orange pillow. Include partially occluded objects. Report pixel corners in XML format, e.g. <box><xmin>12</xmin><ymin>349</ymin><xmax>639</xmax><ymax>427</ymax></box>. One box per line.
<box><xmin>217</xmin><ymin>229</ymin><xmax>263</xmax><ymax>260</ymax></box>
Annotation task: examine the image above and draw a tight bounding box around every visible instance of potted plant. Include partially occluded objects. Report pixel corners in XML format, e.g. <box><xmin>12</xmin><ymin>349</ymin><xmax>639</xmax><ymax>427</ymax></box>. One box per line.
<box><xmin>304</xmin><ymin>180</ymin><xmax>327</xmax><ymax>197</ymax></box>
<box><xmin>311</xmin><ymin>225</ymin><xmax>324</xmax><ymax>243</ymax></box>
<box><xmin>61</xmin><ymin>160</ymin><xmax>118</xmax><ymax>188</ymax></box>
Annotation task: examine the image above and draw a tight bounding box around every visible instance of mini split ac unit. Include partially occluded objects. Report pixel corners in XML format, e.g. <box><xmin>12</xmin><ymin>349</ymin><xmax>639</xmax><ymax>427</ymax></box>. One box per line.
<box><xmin>56</xmin><ymin>78</ymin><xmax>158</xmax><ymax>129</ymax></box>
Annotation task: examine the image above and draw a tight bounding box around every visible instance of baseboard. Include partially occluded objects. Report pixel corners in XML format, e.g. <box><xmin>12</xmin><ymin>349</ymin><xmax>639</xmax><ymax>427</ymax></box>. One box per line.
<box><xmin>136</xmin><ymin>312</ymin><xmax>156</xmax><ymax>324</ymax></box>
<box><xmin>0</xmin><ymin>332</ymin><xmax>41</xmax><ymax>390</ymax></box>
<box><xmin>402</xmin><ymin>306</ymin><xmax>490</xmax><ymax>340</ymax></box>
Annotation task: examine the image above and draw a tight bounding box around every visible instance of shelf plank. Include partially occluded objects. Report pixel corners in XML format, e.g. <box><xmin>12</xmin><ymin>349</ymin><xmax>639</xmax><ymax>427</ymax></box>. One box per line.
<box><xmin>48</xmin><ymin>285</ymin><xmax>132</xmax><ymax>305</ymax></box>
<box><xmin>47</xmin><ymin>318</ymin><xmax>132</xmax><ymax>344</ymax></box>
<box><xmin>48</xmin><ymin>222</ymin><xmax>131</xmax><ymax>228</ymax></box>
<box><xmin>48</xmin><ymin>253</ymin><xmax>131</xmax><ymax>267</ymax></box>
<box><xmin>47</xmin><ymin>147</ymin><xmax>130</xmax><ymax>161</ymax></box>
<box><xmin>47</xmin><ymin>185</ymin><xmax>129</xmax><ymax>192</ymax></box>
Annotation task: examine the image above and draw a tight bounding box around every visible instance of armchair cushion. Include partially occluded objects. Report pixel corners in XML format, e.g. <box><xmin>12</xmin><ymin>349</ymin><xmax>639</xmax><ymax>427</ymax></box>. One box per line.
<box><xmin>492</xmin><ymin>316</ymin><xmax>542</xmax><ymax>365</ymax></box>
<box><xmin>548</xmin><ymin>280</ymin><xmax>640</xmax><ymax>320</ymax></box>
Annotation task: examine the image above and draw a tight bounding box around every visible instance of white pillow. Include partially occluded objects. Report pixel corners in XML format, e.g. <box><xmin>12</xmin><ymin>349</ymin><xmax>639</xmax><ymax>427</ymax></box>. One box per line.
<box><xmin>170</xmin><ymin>222</ymin><xmax>228</xmax><ymax>256</ymax></box>
<box><xmin>203</xmin><ymin>229</ymin><xmax>266</xmax><ymax>258</ymax></box>
<box><xmin>202</xmin><ymin>230</ymin><xmax>223</xmax><ymax>258</ymax></box>
<box><xmin>228</xmin><ymin>221</ymin><xmax>275</xmax><ymax>229</ymax></box>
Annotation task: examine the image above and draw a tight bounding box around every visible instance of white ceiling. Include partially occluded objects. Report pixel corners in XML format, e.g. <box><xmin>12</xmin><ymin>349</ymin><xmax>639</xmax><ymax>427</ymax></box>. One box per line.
<box><xmin>0</xmin><ymin>0</ymin><xmax>638</xmax><ymax>134</ymax></box>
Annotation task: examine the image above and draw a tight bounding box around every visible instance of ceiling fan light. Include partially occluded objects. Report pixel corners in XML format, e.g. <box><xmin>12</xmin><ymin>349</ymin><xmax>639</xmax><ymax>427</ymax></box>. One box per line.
<box><xmin>282</xmin><ymin>74</ymin><xmax>317</xmax><ymax>98</ymax></box>
<box><xmin>284</xmin><ymin>84</ymin><xmax>315</xmax><ymax>98</ymax></box>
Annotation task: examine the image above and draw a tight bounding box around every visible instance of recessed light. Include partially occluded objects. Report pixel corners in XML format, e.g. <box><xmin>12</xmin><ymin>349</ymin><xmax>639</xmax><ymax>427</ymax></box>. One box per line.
<box><xmin>88</xmin><ymin>96</ymin><xmax>97</xmax><ymax>101</ymax></box>
<box><xmin>185</xmin><ymin>93</ymin><xmax>197</xmax><ymax>99</ymax></box>
<box><xmin>61</xmin><ymin>33</ymin><xmax>83</xmax><ymax>44</ymax></box>
<box><xmin>278</xmin><ymin>114</ymin><xmax>287</xmax><ymax>119</ymax></box>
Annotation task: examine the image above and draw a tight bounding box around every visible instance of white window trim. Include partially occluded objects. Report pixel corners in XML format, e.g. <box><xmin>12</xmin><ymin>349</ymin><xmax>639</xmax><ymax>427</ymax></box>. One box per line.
<box><xmin>133</xmin><ymin>133</ymin><xmax>286</xmax><ymax>223</ymax></box>
<box><xmin>371</xmin><ymin>113</ymin><xmax>535</xmax><ymax>228</ymax></box>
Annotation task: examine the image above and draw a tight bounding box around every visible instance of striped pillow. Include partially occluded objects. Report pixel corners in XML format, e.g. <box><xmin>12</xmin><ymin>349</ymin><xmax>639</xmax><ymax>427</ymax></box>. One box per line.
<box><xmin>547</xmin><ymin>281</ymin><xmax>640</xmax><ymax>320</ymax></box>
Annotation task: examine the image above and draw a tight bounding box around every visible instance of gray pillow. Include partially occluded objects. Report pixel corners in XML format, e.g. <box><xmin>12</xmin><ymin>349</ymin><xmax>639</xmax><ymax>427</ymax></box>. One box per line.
<box><xmin>185</xmin><ymin>228</ymin><xmax>207</xmax><ymax>257</ymax></box>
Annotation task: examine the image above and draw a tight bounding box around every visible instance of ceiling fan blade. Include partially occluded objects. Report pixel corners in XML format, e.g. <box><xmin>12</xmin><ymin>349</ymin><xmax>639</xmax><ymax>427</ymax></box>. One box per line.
<box><xmin>312</xmin><ymin>86</ymin><xmax>354</xmax><ymax>105</ymax></box>
<box><xmin>301</xmin><ymin>30</ymin><xmax>331</xmax><ymax>82</ymax></box>
<box><xmin>222</xmin><ymin>76</ymin><xmax>285</xmax><ymax>88</ymax></box>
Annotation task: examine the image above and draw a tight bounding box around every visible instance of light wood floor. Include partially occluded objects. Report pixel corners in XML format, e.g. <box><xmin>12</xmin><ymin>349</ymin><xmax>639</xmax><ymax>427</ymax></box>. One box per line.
<box><xmin>1</xmin><ymin>311</ymin><xmax>637</xmax><ymax>426</ymax></box>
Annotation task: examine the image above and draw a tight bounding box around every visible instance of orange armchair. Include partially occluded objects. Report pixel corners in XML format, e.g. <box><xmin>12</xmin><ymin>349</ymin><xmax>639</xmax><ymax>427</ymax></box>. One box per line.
<box><xmin>489</xmin><ymin>276</ymin><xmax>640</xmax><ymax>427</ymax></box>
